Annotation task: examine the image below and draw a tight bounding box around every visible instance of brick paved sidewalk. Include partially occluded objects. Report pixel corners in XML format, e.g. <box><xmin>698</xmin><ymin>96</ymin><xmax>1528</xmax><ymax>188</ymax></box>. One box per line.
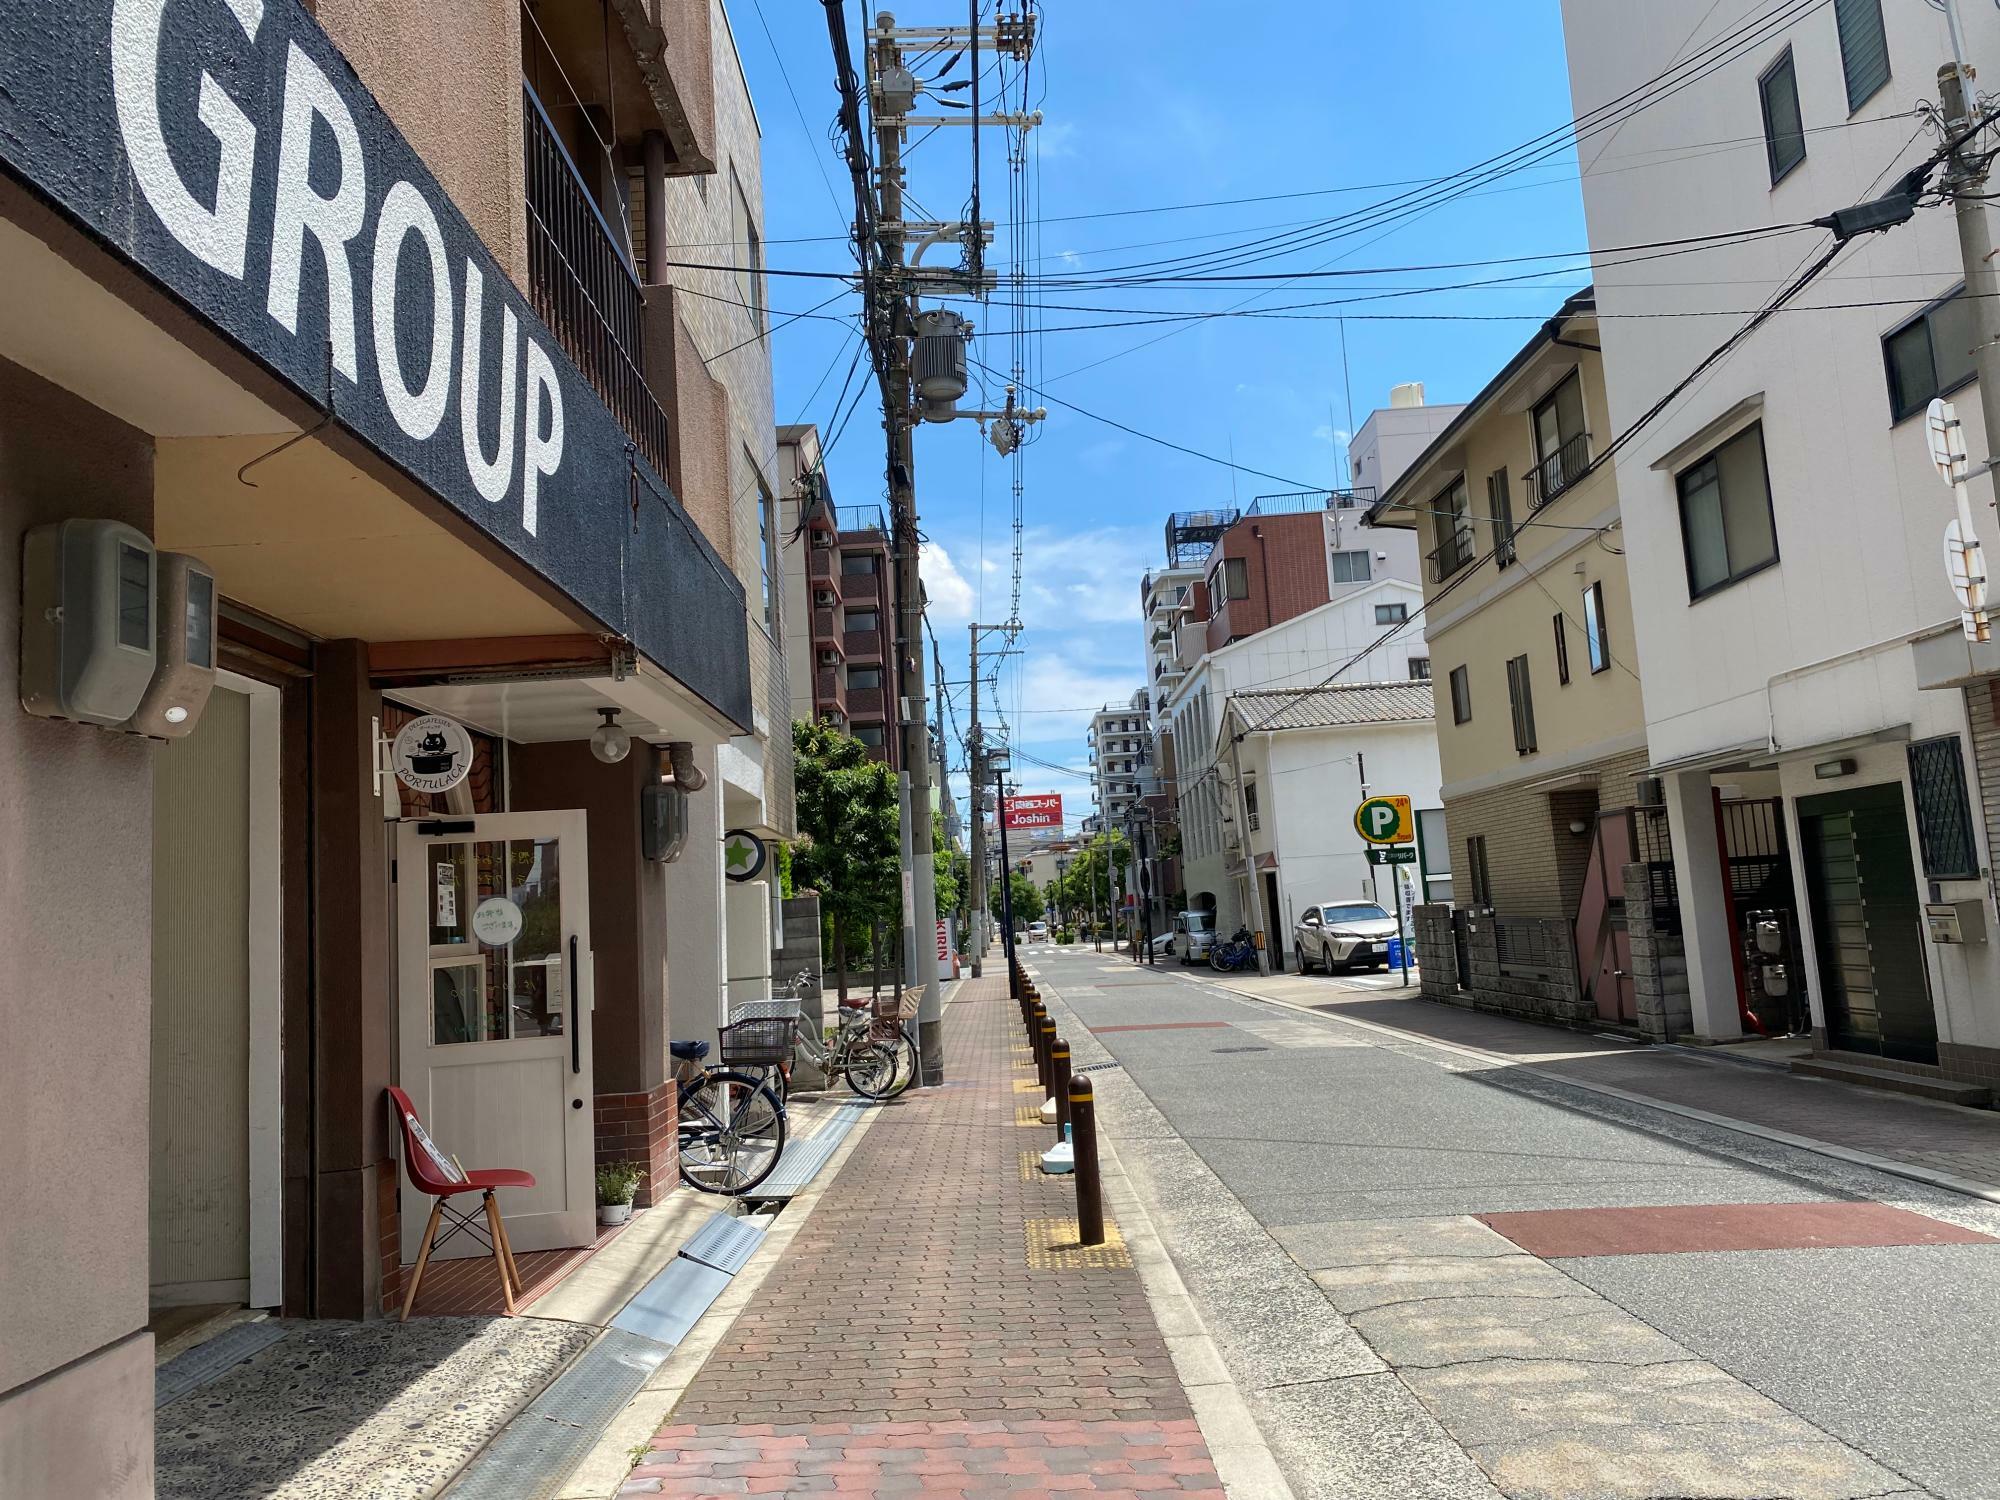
<box><xmin>622</xmin><ymin>970</ymin><xmax>1224</xmax><ymax>1498</ymax></box>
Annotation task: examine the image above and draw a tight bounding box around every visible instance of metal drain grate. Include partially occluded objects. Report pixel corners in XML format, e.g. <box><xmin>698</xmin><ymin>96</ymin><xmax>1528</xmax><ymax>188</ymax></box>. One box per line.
<box><xmin>678</xmin><ymin>1211</ymin><xmax>766</xmax><ymax>1274</ymax></box>
<box><xmin>1212</xmin><ymin>1046</ymin><xmax>1270</xmax><ymax>1054</ymax></box>
<box><xmin>1074</xmin><ymin>1061</ymin><xmax>1124</xmax><ymax>1074</ymax></box>
<box><xmin>155</xmin><ymin>1319</ymin><xmax>289</xmax><ymax>1408</ymax></box>
<box><xmin>443</xmin><ymin>1328</ymin><xmax>669</xmax><ymax>1500</ymax></box>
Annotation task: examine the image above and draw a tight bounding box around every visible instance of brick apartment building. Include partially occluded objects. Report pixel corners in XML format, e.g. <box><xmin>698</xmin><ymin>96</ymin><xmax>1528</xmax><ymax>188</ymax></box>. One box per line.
<box><xmin>779</xmin><ymin>429</ymin><xmax>901</xmax><ymax>767</ymax></box>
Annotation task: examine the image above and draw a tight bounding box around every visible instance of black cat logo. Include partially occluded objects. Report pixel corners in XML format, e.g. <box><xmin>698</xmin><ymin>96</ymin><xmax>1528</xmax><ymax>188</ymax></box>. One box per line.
<box><xmin>409</xmin><ymin>727</ymin><xmax>459</xmax><ymax>776</ymax></box>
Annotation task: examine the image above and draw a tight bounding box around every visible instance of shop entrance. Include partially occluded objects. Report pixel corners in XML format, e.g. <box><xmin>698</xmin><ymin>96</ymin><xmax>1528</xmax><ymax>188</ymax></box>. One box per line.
<box><xmin>396</xmin><ymin>811</ymin><xmax>596</xmax><ymax>1259</ymax></box>
<box><xmin>1797</xmin><ymin>783</ymin><xmax>1937</xmax><ymax>1065</ymax></box>
<box><xmin>150</xmin><ymin>674</ymin><xmax>283</xmax><ymax>1320</ymax></box>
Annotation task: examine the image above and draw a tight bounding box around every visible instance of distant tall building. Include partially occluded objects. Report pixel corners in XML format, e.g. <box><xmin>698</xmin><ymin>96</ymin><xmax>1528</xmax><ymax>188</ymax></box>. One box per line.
<box><xmin>779</xmin><ymin>423</ymin><xmax>900</xmax><ymax>768</ymax></box>
<box><xmin>1088</xmin><ymin>692</ymin><xmax>1151</xmax><ymax>831</ymax></box>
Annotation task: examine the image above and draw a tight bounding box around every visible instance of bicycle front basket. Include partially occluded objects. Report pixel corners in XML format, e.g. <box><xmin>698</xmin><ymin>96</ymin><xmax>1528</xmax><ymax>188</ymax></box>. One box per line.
<box><xmin>718</xmin><ymin>1017</ymin><xmax>794</xmax><ymax>1067</ymax></box>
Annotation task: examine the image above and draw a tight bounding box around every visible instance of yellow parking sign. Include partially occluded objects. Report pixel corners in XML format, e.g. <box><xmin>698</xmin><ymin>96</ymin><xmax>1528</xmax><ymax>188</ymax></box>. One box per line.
<box><xmin>1354</xmin><ymin>794</ymin><xmax>1414</xmax><ymax>845</ymax></box>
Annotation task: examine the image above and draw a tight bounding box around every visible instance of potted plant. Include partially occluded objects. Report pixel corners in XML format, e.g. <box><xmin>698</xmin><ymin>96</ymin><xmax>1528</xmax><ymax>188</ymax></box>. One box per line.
<box><xmin>596</xmin><ymin>1161</ymin><xmax>645</xmax><ymax>1226</ymax></box>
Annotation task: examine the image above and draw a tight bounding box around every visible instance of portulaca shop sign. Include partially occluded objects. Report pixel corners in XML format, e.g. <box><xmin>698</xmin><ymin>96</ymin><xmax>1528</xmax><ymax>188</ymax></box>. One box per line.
<box><xmin>0</xmin><ymin>0</ymin><xmax>752</xmax><ymax>727</ymax></box>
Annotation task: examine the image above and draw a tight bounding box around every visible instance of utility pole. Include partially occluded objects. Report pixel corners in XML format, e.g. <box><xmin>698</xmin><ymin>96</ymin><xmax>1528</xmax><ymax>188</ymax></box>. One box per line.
<box><xmin>1941</xmin><ymin>16</ymin><xmax>2000</xmax><ymax>579</ymax></box>
<box><xmin>967</xmin><ymin>625</ymin><xmax>986</xmax><ymax>977</ymax></box>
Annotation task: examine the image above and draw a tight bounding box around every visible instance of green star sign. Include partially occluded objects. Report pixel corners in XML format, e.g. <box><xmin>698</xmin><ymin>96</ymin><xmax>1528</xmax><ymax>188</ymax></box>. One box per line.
<box><xmin>722</xmin><ymin>828</ymin><xmax>766</xmax><ymax>882</ymax></box>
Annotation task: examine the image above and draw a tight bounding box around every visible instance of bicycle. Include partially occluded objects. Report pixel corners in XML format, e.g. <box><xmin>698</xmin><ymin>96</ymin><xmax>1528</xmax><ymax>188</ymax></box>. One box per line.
<box><xmin>1208</xmin><ymin>927</ymin><xmax>1257</xmax><ymax>972</ymax></box>
<box><xmin>670</xmin><ymin>1032</ymin><xmax>787</xmax><ymax>1195</ymax></box>
<box><xmin>740</xmin><ymin>972</ymin><xmax>915</xmax><ymax>1104</ymax></box>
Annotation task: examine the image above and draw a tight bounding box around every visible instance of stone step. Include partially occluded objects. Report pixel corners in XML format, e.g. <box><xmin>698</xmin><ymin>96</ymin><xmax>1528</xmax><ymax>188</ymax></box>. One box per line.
<box><xmin>1789</xmin><ymin>1055</ymin><xmax>1992</xmax><ymax>1108</ymax></box>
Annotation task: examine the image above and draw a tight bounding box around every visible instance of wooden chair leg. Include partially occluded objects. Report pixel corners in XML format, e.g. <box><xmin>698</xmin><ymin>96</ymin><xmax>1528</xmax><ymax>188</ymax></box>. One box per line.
<box><xmin>492</xmin><ymin>1205</ymin><xmax>525</xmax><ymax>1297</ymax></box>
<box><xmin>482</xmin><ymin>1191</ymin><xmax>517</xmax><ymax>1315</ymax></box>
<box><xmin>401</xmin><ymin>1199</ymin><xmax>444</xmax><ymax>1322</ymax></box>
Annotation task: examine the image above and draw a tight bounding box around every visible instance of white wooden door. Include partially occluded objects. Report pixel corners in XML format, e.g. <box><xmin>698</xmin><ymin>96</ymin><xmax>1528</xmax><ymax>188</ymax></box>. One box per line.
<box><xmin>396</xmin><ymin>812</ymin><xmax>595</xmax><ymax>1260</ymax></box>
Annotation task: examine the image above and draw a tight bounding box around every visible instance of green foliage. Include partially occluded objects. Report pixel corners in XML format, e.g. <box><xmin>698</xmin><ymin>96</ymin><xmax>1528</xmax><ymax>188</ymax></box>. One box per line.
<box><xmin>595</xmin><ymin>1160</ymin><xmax>645</xmax><ymax>1205</ymax></box>
<box><xmin>991</xmin><ymin>870</ymin><xmax>1045</xmax><ymax>925</ymax></box>
<box><xmin>1048</xmin><ymin>831</ymin><xmax>1131</xmax><ymax>920</ymax></box>
<box><xmin>790</xmin><ymin>719</ymin><xmax>903</xmax><ymax>941</ymax></box>
<box><xmin>775</xmin><ymin>839</ymin><xmax>794</xmax><ymax>899</ymax></box>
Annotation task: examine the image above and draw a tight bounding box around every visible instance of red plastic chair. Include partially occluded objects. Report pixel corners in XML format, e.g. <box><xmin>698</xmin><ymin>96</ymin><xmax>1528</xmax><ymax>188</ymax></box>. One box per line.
<box><xmin>387</xmin><ymin>1086</ymin><xmax>536</xmax><ymax>1320</ymax></box>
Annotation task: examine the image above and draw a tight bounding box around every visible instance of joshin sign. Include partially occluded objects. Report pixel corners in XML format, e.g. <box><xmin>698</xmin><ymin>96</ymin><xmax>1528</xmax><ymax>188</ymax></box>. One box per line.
<box><xmin>1003</xmin><ymin>794</ymin><xmax>1063</xmax><ymax>830</ymax></box>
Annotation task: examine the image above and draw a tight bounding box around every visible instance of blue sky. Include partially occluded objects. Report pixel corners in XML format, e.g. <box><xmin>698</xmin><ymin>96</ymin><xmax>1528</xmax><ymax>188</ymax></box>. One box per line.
<box><xmin>732</xmin><ymin>0</ymin><xmax>1589</xmax><ymax>826</ymax></box>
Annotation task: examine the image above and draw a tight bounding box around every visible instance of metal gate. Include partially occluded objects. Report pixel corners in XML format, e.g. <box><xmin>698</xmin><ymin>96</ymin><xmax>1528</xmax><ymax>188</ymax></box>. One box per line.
<box><xmin>1576</xmin><ymin>811</ymin><xmax>1637</xmax><ymax>1024</ymax></box>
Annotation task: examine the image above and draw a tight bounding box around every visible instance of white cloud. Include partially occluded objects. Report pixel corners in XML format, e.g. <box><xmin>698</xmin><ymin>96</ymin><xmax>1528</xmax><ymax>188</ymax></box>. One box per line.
<box><xmin>920</xmin><ymin>540</ymin><xmax>976</xmax><ymax>624</ymax></box>
<box><xmin>1034</xmin><ymin>121</ymin><xmax>1078</xmax><ymax>160</ymax></box>
<box><xmin>1311</xmin><ymin>424</ymin><xmax>1352</xmax><ymax>446</ymax></box>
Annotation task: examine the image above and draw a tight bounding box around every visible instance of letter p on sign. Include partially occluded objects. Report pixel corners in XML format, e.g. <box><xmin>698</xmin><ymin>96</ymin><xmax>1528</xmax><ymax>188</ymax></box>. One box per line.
<box><xmin>1354</xmin><ymin>795</ymin><xmax>1414</xmax><ymax>845</ymax></box>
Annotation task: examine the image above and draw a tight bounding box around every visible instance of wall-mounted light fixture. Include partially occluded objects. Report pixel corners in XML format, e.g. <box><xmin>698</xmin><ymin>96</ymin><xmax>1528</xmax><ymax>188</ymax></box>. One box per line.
<box><xmin>590</xmin><ymin>707</ymin><xmax>632</xmax><ymax>764</ymax></box>
<box><xmin>1814</xmin><ymin>757</ymin><xmax>1857</xmax><ymax>780</ymax></box>
<box><xmin>1567</xmin><ymin>819</ymin><xmax>1590</xmax><ymax>836</ymax></box>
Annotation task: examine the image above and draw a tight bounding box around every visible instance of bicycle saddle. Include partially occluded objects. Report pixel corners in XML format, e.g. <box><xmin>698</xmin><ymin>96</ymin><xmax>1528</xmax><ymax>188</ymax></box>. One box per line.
<box><xmin>669</xmin><ymin>1039</ymin><xmax>711</xmax><ymax>1061</ymax></box>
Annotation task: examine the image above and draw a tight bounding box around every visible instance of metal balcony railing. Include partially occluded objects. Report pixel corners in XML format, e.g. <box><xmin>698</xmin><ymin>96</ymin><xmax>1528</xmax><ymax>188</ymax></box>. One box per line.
<box><xmin>836</xmin><ymin>504</ymin><xmax>887</xmax><ymax>534</ymax></box>
<box><xmin>522</xmin><ymin>82</ymin><xmax>670</xmax><ymax>477</ymax></box>
<box><xmin>1526</xmin><ymin>432</ymin><xmax>1591</xmax><ymax>510</ymax></box>
<box><xmin>1244</xmin><ymin>487</ymin><xmax>1375</xmax><ymax>516</ymax></box>
<box><xmin>1427</xmin><ymin>524</ymin><xmax>1476</xmax><ymax>583</ymax></box>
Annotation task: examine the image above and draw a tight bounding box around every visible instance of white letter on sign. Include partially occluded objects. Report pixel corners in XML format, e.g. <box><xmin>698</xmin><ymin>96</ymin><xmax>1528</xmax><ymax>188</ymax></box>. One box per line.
<box><xmin>267</xmin><ymin>41</ymin><xmax>366</xmax><ymax>380</ymax></box>
<box><xmin>110</xmin><ymin>0</ymin><xmax>264</xmax><ymax>279</ymax></box>
<box><xmin>371</xmin><ymin>181</ymin><xmax>453</xmax><ymax>440</ymax></box>
<box><xmin>521</xmin><ymin>340</ymin><xmax>564</xmax><ymax>538</ymax></box>
<box><xmin>459</xmin><ymin>262</ymin><xmax>520</xmax><ymax>504</ymax></box>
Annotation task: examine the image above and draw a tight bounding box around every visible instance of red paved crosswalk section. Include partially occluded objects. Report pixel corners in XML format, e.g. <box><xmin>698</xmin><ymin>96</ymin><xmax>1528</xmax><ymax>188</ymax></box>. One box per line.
<box><xmin>622</xmin><ymin>970</ymin><xmax>1223</xmax><ymax>1498</ymax></box>
<box><xmin>1478</xmin><ymin>1200</ymin><xmax>1996</xmax><ymax>1259</ymax></box>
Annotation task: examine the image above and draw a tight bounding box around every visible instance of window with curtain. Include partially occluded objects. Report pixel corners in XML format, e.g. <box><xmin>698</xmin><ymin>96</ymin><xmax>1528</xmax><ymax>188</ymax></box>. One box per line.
<box><xmin>1675</xmin><ymin>422</ymin><xmax>1779</xmax><ymax>600</ymax></box>
<box><xmin>1488</xmin><ymin>468</ymin><xmax>1515</xmax><ymax>566</ymax></box>
<box><xmin>1222</xmin><ymin>557</ymin><xmax>1250</xmax><ymax>600</ymax></box>
<box><xmin>1375</xmin><ymin>602</ymin><xmax>1408</xmax><ymax>625</ymax></box>
<box><xmin>1449</xmin><ymin>664</ymin><xmax>1472</xmax><ymax>725</ymax></box>
<box><xmin>1409</xmin><ymin>657</ymin><xmax>1431</xmax><ymax>681</ymax></box>
<box><xmin>1330</xmin><ymin>549</ymin><xmax>1371</xmax><ymax>584</ymax></box>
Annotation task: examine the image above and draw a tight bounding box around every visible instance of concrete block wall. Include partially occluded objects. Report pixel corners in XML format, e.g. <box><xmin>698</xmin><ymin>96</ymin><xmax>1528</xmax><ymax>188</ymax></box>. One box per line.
<box><xmin>1624</xmin><ymin>861</ymin><xmax>1692</xmax><ymax>1043</ymax></box>
<box><xmin>1413</xmin><ymin>904</ymin><xmax>1458</xmax><ymax>1000</ymax></box>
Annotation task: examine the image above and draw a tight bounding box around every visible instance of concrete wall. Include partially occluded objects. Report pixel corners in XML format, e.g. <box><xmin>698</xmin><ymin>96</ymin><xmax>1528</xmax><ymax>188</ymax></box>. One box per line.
<box><xmin>1350</xmin><ymin>400</ymin><xmax>1467</xmax><ymax>504</ymax></box>
<box><xmin>313</xmin><ymin>0</ymin><xmax>528</xmax><ymax>285</ymax></box>
<box><xmin>0</xmin><ymin>358</ymin><xmax>156</xmax><ymax>1497</ymax></box>
<box><xmin>1243</xmin><ymin>719</ymin><xmax>1445</xmax><ymax>949</ymax></box>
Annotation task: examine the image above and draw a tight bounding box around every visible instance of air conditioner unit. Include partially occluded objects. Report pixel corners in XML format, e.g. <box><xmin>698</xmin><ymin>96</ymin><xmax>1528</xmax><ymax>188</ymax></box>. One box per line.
<box><xmin>818</xmin><ymin>649</ymin><xmax>841</xmax><ymax>666</ymax></box>
<box><xmin>814</xmin><ymin>589</ymin><xmax>838</xmax><ymax>606</ymax></box>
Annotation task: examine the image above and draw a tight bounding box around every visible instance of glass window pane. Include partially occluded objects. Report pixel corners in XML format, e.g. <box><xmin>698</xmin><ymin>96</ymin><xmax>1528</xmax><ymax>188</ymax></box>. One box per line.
<box><xmin>1680</xmin><ymin>463</ymin><xmax>1730</xmax><ymax>594</ymax></box>
<box><xmin>1554</xmin><ymin>374</ymin><xmax>1586</xmax><ymax>445</ymax></box>
<box><xmin>506</xmin><ymin>837</ymin><xmax>564</xmax><ymax>1038</ymax></box>
<box><xmin>1718</xmin><ymin>426</ymin><xmax>1778</xmax><ymax>577</ymax></box>
<box><xmin>433</xmin><ymin>960</ymin><xmax>498</xmax><ymax>1045</ymax></box>
<box><xmin>1762</xmin><ymin>54</ymin><xmax>1805</xmax><ymax>179</ymax></box>
<box><xmin>1885</xmin><ymin>319</ymin><xmax>1935</xmax><ymax>417</ymax></box>
<box><xmin>1931</xmin><ymin>293</ymin><xmax>1977</xmax><ymax>393</ymax></box>
<box><xmin>1584</xmin><ymin>583</ymin><xmax>1608</xmax><ymax>673</ymax></box>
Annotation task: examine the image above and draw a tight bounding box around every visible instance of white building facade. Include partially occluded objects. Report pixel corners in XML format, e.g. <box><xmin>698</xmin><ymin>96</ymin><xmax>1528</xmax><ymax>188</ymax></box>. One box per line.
<box><xmin>1561</xmin><ymin>0</ymin><xmax>2000</xmax><ymax>1087</ymax></box>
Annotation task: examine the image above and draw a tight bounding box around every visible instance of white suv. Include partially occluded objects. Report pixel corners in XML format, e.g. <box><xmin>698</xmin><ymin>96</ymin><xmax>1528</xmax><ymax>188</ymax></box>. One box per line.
<box><xmin>1294</xmin><ymin>901</ymin><xmax>1397</xmax><ymax>973</ymax></box>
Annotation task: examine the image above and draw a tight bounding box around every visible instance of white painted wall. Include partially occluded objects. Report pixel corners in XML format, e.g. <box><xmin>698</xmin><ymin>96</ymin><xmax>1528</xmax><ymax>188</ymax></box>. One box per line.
<box><xmin>1242</xmin><ymin>718</ymin><xmax>1445</xmax><ymax>956</ymax></box>
<box><xmin>1558</xmin><ymin>0</ymin><xmax>2000</xmax><ymax>1053</ymax></box>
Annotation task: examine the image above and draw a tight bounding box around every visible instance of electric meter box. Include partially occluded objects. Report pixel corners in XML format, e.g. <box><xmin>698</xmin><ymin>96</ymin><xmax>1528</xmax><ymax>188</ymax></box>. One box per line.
<box><xmin>642</xmin><ymin>782</ymin><xmax>690</xmax><ymax>864</ymax></box>
<box><xmin>20</xmin><ymin>518</ymin><xmax>157</xmax><ymax>726</ymax></box>
<box><xmin>122</xmin><ymin>552</ymin><xmax>218</xmax><ymax>739</ymax></box>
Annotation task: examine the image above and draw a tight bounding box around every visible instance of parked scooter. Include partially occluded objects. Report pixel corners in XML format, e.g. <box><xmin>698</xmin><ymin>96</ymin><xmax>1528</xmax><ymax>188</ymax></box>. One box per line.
<box><xmin>1208</xmin><ymin>927</ymin><xmax>1257</xmax><ymax>972</ymax></box>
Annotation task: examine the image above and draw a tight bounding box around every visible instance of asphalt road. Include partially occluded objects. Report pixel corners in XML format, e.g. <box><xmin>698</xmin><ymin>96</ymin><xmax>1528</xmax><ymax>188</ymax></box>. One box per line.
<box><xmin>1022</xmin><ymin>943</ymin><xmax>2000</xmax><ymax>1500</ymax></box>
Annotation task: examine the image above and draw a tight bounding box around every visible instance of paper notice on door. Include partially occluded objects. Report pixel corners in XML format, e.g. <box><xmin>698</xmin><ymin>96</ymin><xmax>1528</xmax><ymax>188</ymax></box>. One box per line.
<box><xmin>436</xmin><ymin>862</ymin><xmax>458</xmax><ymax>927</ymax></box>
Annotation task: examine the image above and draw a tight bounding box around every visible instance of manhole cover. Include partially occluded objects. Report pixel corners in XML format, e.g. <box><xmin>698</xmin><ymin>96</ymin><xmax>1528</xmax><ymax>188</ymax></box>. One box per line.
<box><xmin>1211</xmin><ymin>1046</ymin><xmax>1270</xmax><ymax>1054</ymax></box>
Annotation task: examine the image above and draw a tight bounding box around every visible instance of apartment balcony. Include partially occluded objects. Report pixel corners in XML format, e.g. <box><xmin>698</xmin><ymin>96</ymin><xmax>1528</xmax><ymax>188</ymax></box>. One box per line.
<box><xmin>843</xmin><ymin>628</ymin><xmax>886</xmax><ymax>661</ymax></box>
<box><xmin>812</xmin><ymin>607</ymin><xmax>839</xmax><ymax>642</ymax></box>
<box><xmin>837</xmin><ymin>504</ymin><xmax>888</xmax><ymax>537</ymax></box>
<box><xmin>815</xmin><ymin>667</ymin><xmax>847</xmax><ymax>719</ymax></box>
<box><xmin>1427</xmin><ymin>524</ymin><xmax>1476</xmax><ymax>583</ymax></box>
<box><xmin>841</xmin><ymin>571</ymin><xmax>883</xmax><ymax>604</ymax></box>
<box><xmin>522</xmin><ymin>83</ymin><xmax>670</xmax><ymax>477</ymax></box>
<box><xmin>808</xmin><ymin>546</ymin><xmax>835</xmax><ymax>583</ymax></box>
<box><xmin>847</xmin><ymin>685</ymin><xmax>886</xmax><ymax>717</ymax></box>
<box><xmin>1526</xmin><ymin>432</ymin><xmax>1592</xmax><ymax>510</ymax></box>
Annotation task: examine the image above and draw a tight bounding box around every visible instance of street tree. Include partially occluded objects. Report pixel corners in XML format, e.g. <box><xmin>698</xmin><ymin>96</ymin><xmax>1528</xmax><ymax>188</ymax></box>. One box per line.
<box><xmin>990</xmin><ymin>870</ymin><xmax>1045</xmax><ymax>928</ymax></box>
<box><xmin>790</xmin><ymin>718</ymin><xmax>901</xmax><ymax>1006</ymax></box>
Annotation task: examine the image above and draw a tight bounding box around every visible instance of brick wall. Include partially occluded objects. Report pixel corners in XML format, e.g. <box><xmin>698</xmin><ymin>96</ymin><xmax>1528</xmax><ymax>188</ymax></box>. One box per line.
<box><xmin>1414</xmin><ymin>904</ymin><xmax>1458</xmax><ymax>999</ymax></box>
<box><xmin>1204</xmin><ymin>515</ymin><xmax>1328</xmax><ymax>651</ymax></box>
<box><xmin>1444</xmin><ymin>746</ymin><xmax>1652</xmax><ymax>918</ymax></box>
<box><xmin>595</xmin><ymin>1083</ymin><xmax>678</xmax><ymax>1208</ymax></box>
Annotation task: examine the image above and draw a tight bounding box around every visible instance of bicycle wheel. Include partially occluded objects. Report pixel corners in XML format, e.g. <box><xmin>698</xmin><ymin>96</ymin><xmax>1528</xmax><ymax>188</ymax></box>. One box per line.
<box><xmin>840</xmin><ymin>1040</ymin><xmax>902</xmax><ymax>1101</ymax></box>
<box><xmin>677</xmin><ymin>1070</ymin><xmax>787</xmax><ymax>1194</ymax></box>
<box><xmin>877</xmin><ymin>1026</ymin><xmax>920</xmax><ymax>1097</ymax></box>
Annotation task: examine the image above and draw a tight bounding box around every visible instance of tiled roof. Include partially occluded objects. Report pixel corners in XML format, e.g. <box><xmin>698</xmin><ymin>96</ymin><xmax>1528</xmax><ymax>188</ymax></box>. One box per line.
<box><xmin>1228</xmin><ymin>681</ymin><xmax>1434</xmax><ymax>731</ymax></box>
